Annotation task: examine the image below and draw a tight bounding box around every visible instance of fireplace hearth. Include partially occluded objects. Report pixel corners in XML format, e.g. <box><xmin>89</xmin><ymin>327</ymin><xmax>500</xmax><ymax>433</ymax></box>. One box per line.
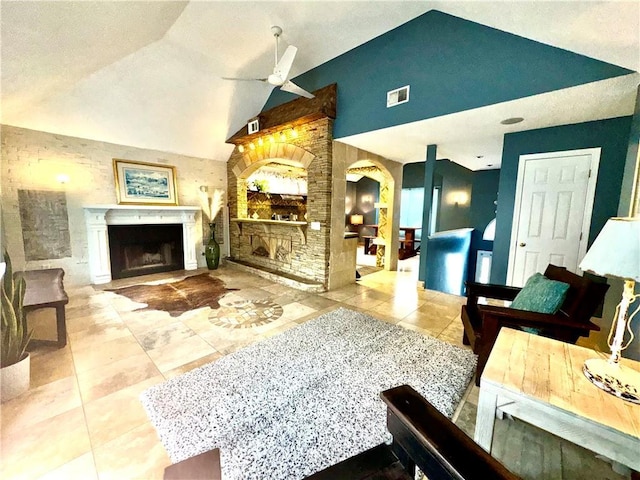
<box><xmin>108</xmin><ymin>224</ymin><xmax>184</xmax><ymax>279</ymax></box>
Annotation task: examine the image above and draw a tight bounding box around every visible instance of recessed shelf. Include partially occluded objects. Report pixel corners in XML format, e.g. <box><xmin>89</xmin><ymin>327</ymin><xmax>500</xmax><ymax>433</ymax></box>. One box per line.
<box><xmin>231</xmin><ymin>218</ymin><xmax>307</xmax><ymax>244</ymax></box>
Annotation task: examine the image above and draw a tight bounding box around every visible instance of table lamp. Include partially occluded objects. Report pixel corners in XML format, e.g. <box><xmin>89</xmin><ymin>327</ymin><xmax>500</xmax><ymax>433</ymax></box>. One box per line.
<box><xmin>579</xmin><ymin>216</ymin><xmax>640</xmax><ymax>404</ymax></box>
<box><xmin>350</xmin><ymin>214</ymin><xmax>364</xmax><ymax>226</ymax></box>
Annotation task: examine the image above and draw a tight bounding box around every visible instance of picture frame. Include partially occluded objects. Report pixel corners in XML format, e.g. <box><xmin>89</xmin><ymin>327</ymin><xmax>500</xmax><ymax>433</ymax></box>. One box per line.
<box><xmin>113</xmin><ymin>159</ymin><xmax>178</xmax><ymax>205</ymax></box>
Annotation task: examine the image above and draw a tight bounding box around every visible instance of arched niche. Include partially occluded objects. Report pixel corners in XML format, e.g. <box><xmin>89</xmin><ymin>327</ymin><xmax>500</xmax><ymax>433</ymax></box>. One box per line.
<box><xmin>346</xmin><ymin>159</ymin><xmax>396</xmax><ymax>269</ymax></box>
<box><xmin>233</xmin><ymin>144</ymin><xmax>315</xmax><ymax>220</ymax></box>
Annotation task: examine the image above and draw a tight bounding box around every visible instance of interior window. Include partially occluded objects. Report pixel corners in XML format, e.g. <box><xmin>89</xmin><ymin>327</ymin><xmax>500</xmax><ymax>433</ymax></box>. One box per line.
<box><xmin>400</xmin><ymin>188</ymin><xmax>425</xmax><ymax>240</ymax></box>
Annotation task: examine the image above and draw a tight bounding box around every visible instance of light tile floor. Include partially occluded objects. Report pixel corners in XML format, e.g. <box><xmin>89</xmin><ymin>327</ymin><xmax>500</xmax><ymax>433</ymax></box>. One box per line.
<box><xmin>0</xmin><ymin>256</ymin><xmax>628</xmax><ymax>480</ymax></box>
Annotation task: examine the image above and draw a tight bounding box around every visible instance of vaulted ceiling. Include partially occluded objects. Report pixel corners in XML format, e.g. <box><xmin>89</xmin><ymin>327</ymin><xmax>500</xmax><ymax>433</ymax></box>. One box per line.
<box><xmin>1</xmin><ymin>1</ymin><xmax>638</xmax><ymax>170</ymax></box>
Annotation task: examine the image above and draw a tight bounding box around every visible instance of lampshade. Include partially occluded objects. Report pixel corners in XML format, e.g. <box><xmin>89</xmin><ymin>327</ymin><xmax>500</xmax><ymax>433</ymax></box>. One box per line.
<box><xmin>350</xmin><ymin>214</ymin><xmax>364</xmax><ymax>225</ymax></box>
<box><xmin>579</xmin><ymin>217</ymin><xmax>640</xmax><ymax>281</ymax></box>
<box><xmin>482</xmin><ymin>218</ymin><xmax>496</xmax><ymax>241</ymax></box>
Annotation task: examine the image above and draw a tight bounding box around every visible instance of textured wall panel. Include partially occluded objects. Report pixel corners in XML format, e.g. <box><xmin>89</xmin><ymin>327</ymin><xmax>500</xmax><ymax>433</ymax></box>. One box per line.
<box><xmin>18</xmin><ymin>189</ymin><xmax>71</xmax><ymax>260</ymax></box>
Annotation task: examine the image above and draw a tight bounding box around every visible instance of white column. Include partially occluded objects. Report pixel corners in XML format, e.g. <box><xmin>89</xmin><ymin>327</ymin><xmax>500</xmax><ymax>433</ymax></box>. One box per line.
<box><xmin>182</xmin><ymin>211</ymin><xmax>198</xmax><ymax>270</ymax></box>
<box><xmin>84</xmin><ymin>208</ymin><xmax>112</xmax><ymax>284</ymax></box>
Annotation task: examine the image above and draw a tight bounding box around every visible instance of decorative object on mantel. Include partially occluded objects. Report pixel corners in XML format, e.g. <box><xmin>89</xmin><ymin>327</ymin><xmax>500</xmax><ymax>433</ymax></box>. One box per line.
<box><xmin>113</xmin><ymin>159</ymin><xmax>178</xmax><ymax>205</ymax></box>
<box><xmin>106</xmin><ymin>273</ymin><xmax>237</xmax><ymax>317</ymax></box>
<box><xmin>1</xmin><ymin>251</ymin><xmax>32</xmax><ymax>403</ymax></box>
<box><xmin>579</xmin><ymin>216</ymin><xmax>640</xmax><ymax>404</ymax></box>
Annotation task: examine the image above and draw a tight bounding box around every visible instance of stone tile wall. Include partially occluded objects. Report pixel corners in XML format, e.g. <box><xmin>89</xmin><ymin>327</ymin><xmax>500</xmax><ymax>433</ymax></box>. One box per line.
<box><xmin>1</xmin><ymin>125</ymin><xmax>227</xmax><ymax>285</ymax></box>
<box><xmin>227</xmin><ymin>118</ymin><xmax>333</xmax><ymax>286</ymax></box>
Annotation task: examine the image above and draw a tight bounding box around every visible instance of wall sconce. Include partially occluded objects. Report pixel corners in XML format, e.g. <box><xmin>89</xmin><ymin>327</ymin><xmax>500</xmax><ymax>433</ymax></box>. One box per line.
<box><xmin>290</xmin><ymin>128</ymin><xmax>298</xmax><ymax>138</ymax></box>
<box><xmin>238</xmin><ymin>145</ymin><xmax>245</xmax><ymax>153</ymax></box>
<box><xmin>350</xmin><ymin>214</ymin><xmax>364</xmax><ymax>225</ymax></box>
<box><xmin>280</xmin><ymin>132</ymin><xmax>287</xmax><ymax>142</ymax></box>
<box><xmin>249</xmin><ymin>142</ymin><xmax>255</xmax><ymax>150</ymax></box>
<box><xmin>447</xmin><ymin>191</ymin><xmax>469</xmax><ymax>206</ymax></box>
<box><xmin>56</xmin><ymin>173</ymin><xmax>70</xmax><ymax>184</ymax></box>
<box><xmin>258</xmin><ymin>137</ymin><xmax>264</xmax><ymax>146</ymax></box>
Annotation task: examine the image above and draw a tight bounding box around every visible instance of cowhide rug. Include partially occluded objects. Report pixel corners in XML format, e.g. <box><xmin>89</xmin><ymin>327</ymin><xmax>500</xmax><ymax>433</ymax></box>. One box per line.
<box><xmin>107</xmin><ymin>273</ymin><xmax>237</xmax><ymax>316</ymax></box>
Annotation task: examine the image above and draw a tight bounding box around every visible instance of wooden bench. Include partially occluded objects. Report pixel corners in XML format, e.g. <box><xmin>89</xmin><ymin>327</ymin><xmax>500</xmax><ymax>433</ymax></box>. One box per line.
<box><xmin>307</xmin><ymin>385</ymin><xmax>520</xmax><ymax>480</ymax></box>
<box><xmin>164</xmin><ymin>449</ymin><xmax>221</xmax><ymax>480</ymax></box>
<box><xmin>17</xmin><ymin>268</ymin><xmax>69</xmax><ymax>348</ymax></box>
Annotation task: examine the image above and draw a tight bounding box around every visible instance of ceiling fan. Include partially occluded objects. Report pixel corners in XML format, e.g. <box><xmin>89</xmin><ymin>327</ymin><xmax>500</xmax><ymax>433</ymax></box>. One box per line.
<box><xmin>223</xmin><ymin>26</ymin><xmax>315</xmax><ymax>99</ymax></box>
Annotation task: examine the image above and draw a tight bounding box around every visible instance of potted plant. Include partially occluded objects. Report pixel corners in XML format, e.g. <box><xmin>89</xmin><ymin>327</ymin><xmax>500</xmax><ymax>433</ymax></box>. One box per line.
<box><xmin>1</xmin><ymin>251</ymin><xmax>32</xmax><ymax>402</ymax></box>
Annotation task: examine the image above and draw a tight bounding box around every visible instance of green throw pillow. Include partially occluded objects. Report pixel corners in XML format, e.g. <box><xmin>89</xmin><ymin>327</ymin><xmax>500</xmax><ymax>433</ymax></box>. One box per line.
<box><xmin>510</xmin><ymin>272</ymin><xmax>570</xmax><ymax>315</ymax></box>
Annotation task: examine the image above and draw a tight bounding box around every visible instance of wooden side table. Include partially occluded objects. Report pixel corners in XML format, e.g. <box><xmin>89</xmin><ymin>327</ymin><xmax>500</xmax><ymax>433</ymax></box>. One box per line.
<box><xmin>475</xmin><ymin>328</ymin><xmax>640</xmax><ymax>474</ymax></box>
<box><xmin>18</xmin><ymin>268</ymin><xmax>69</xmax><ymax>348</ymax></box>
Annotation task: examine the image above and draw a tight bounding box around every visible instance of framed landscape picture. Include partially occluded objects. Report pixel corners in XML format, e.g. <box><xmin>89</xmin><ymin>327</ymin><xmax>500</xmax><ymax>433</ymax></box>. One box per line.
<box><xmin>113</xmin><ymin>159</ymin><xmax>178</xmax><ymax>205</ymax></box>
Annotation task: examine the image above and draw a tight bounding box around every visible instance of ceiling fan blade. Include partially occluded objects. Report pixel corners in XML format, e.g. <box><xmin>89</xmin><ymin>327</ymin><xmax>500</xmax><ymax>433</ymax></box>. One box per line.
<box><xmin>280</xmin><ymin>81</ymin><xmax>315</xmax><ymax>99</ymax></box>
<box><xmin>222</xmin><ymin>77</ymin><xmax>268</xmax><ymax>82</ymax></box>
<box><xmin>274</xmin><ymin>45</ymin><xmax>297</xmax><ymax>79</ymax></box>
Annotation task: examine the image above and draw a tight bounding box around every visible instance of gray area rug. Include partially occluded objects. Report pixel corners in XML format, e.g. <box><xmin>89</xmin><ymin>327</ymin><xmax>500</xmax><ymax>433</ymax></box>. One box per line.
<box><xmin>140</xmin><ymin>308</ymin><xmax>477</xmax><ymax>479</ymax></box>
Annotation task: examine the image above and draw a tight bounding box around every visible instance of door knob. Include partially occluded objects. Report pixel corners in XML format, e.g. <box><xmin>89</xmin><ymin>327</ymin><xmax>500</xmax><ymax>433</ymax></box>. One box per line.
<box><xmin>519</xmin><ymin>242</ymin><xmax>526</xmax><ymax>247</ymax></box>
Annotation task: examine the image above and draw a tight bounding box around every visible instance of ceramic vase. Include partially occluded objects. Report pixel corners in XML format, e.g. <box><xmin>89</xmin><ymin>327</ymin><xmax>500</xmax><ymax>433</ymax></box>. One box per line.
<box><xmin>0</xmin><ymin>352</ymin><xmax>30</xmax><ymax>403</ymax></box>
<box><xmin>205</xmin><ymin>223</ymin><xmax>220</xmax><ymax>270</ymax></box>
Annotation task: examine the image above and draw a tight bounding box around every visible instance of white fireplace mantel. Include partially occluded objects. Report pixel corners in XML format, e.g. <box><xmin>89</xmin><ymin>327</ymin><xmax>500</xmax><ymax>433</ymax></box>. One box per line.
<box><xmin>84</xmin><ymin>204</ymin><xmax>201</xmax><ymax>284</ymax></box>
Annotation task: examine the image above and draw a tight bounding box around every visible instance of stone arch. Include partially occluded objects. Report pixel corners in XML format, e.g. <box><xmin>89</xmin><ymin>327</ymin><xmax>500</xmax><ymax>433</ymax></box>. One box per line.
<box><xmin>230</xmin><ymin>143</ymin><xmax>316</xmax><ymax>219</ymax></box>
<box><xmin>234</xmin><ymin>144</ymin><xmax>315</xmax><ymax>179</ymax></box>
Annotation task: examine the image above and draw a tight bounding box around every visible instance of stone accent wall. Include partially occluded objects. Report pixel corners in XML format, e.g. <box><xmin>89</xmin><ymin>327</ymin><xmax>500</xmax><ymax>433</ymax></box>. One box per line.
<box><xmin>227</xmin><ymin>118</ymin><xmax>333</xmax><ymax>287</ymax></box>
<box><xmin>1</xmin><ymin>125</ymin><xmax>227</xmax><ymax>285</ymax></box>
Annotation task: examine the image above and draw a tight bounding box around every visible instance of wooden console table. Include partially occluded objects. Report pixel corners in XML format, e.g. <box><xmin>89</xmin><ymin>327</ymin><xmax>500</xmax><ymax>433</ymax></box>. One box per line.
<box><xmin>475</xmin><ymin>328</ymin><xmax>640</xmax><ymax>474</ymax></box>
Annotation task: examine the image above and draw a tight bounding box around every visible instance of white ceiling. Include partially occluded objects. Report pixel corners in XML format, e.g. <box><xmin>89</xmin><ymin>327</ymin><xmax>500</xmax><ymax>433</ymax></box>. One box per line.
<box><xmin>1</xmin><ymin>1</ymin><xmax>639</xmax><ymax>171</ymax></box>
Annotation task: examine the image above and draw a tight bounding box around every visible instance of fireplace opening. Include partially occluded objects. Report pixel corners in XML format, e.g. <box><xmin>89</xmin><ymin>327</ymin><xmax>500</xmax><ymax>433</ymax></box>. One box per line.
<box><xmin>108</xmin><ymin>224</ymin><xmax>184</xmax><ymax>279</ymax></box>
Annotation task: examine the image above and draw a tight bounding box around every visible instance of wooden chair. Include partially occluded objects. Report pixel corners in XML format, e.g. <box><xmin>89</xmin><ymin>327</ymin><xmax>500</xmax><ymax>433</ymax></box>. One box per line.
<box><xmin>461</xmin><ymin>264</ymin><xmax>609</xmax><ymax>385</ymax></box>
<box><xmin>307</xmin><ymin>385</ymin><xmax>520</xmax><ymax>480</ymax></box>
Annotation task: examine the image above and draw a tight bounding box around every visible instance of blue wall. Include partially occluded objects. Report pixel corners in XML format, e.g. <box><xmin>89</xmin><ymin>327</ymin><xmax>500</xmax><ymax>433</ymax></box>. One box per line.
<box><xmin>264</xmin><ymin>10</ymin><xmax>631</xmax><ymax>138</ymax></box>
<box><xmin>403</xmin><ymin>161</ymin><xmax>499</xmax><ymax>233</ymax></box>
<box><xmin>470</xmin><ymin>169</ymin><xmax>500</xmax><ymax>232</ymax></box>
<box><xmin>491</xmin><ymin>116</ymin><xmax>634</xmax><ymax>284</ymax></box>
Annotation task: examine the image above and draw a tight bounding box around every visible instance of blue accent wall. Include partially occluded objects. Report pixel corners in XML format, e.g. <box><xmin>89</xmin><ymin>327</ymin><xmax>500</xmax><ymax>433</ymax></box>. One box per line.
<box><xmin>491</xmin><ymin>116</ymin><xmax>634</xmax><ymax>284</ymax></box>
<box><xmin>263</xmin><ymin>10</ymin><xmax>631</xmax><ymax>138</ymax></box>
<box><xmin>403</xmin><ymin>161</ymin><xmax>498</xmax><ymax>232</ymax></box>
<box><xmin>470</xmin><ymin>169</ymin><xmax>500</xmax><ymax>232</ymax></box>
<box><xmin>402</xmin><ymin>162</ymin><xmax>425</xmax><ymax>188</ymax></box>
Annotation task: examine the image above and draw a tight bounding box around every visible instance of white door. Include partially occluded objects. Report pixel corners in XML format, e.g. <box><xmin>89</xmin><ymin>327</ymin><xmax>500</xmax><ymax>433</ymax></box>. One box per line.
<box><xmin>507</xmin><ymin>148</ymin><xmax>601</xmax><ymax>287</ymax></box>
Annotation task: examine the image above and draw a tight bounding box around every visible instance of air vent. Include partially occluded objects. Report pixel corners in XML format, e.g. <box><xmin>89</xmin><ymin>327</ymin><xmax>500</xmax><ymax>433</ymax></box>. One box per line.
<box><xmin>387</xmin><ymin>85</ymin><xmax>410</xmax><ymax>108</ymax></box>
<box><xmin>248</xmin><ymin>119</ymin><xmax>260</xmax><ymax>134</ymax></box>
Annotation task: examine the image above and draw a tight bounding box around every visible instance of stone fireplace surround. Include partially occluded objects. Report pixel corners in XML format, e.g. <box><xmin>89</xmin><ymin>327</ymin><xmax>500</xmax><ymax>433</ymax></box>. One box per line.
<box><xmin>84</xmin><ymin>205</ymin><xmax>200</xmax><ymax>284</ymax></box>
